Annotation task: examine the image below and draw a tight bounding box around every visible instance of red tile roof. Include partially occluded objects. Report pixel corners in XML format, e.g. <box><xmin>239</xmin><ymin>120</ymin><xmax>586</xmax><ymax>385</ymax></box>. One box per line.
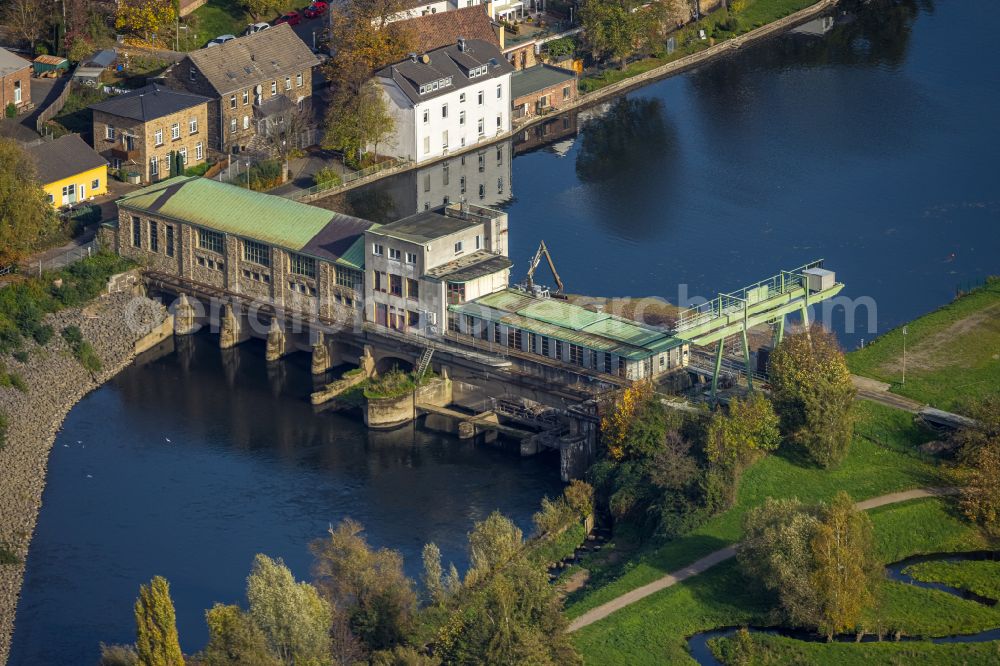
<box><xmin>402</xmin><ymin>6</ymin><xmax>501</xmax><ymax>54</ymax></box>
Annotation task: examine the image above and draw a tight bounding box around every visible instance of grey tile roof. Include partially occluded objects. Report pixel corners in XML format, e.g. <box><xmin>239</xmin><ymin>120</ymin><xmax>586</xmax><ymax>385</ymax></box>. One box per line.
<box><xmin>0</xmin><ymin>47</ymin><xmax>31</xmax><ymax>78</ymax></box>
<box><xmin>510</xmin><ymin>64</ymin><xmax>576</xmax><ymax>99</ymax></box>
<box><xmin>377</xmin><ymin>38</ymin><xmax>513</xmax><ymax>105</ymax></box>
<box><xmin>26</xmin><ymin>134</ymin><xmax>107</xmax><ymax>184</ymax></box>
<box><xmin>372</xmin><ymin>209</ymin><xmax>479</xmax><ymax>243</ymax></box>
<box><xmin>424</xmin><ymin>250</ymin><xmax>512</xmax><ymax>282</ymax></box>
<box><xmin>89</xmin><ymin>84</ymin><xmax>209</xmax><ymax>122</ymax></box>
<box><xmin>186</xmin><ymin>23</ymin><xmax>319</xmax><ymax>95</ymax></box>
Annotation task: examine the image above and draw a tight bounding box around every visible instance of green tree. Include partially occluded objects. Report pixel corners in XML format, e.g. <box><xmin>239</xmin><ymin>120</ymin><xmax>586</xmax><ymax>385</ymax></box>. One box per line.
<box><xmin>240</xmin><ymin>0</ymin><xmax>283</xmax><ymax>21</ymax></box>
<box><xmin>99</xmin><ymin>643</ymin><xmax>139</xmax><ymax>666</ymax></box>
<box><xmin>310</xmin><ymin>519</ymin><xmax>417</xmax><ymax>651</ymax></box>
<box><xmin>811</xmin><ymin>491</ymin><xmax>881</xmax><ymax>639</ymax></box>
<box><xmin>114</xmin><ymin>0</ymin><xmax>176</xmax><ymax>40</ymax></box>
<box><xmin>466</xmin><ymin>512</ymin><xmax>523</xmax><ymax>584</ymax></box>
<box><xmin>580</xmin><ymin>0</ymin><xmax>638</xmax><ymax>69</ymax></box>
<box><xmin>705</xmin><ymin>392</ymin><xmax>780</xmax><ymax>471</ymax></box>
<box><xmin>246</xmin><ymin>554</ymin><xmax>332</xmax><ymax>666</ymax></box>
<box><xmin>322</xmin><ymin>82</ymin><xmax>396</xmax><ymax>166</ymax></box>
<box><xmin>0</xmin><ymin>138</ymin><xmax>58</xmax><ymax>265</ymax></box>
<box><xmin>955</xmin><ymin>397</ymin><xmax>1000</xmax><ymax>537</ymax></box>
<box><xmin>200</xmin><ymin>603</ymin><xmax>279</xmax><ymax>666</ymax></box>
<box><xmin>324</xmin><ymin>0</ymin><xmax>415</xmax><ymax>97</ymax></box>
<box><xmin>134</xmin><ymin>575</ymin><xmax>185</xmax><ymax>666</ymax></box>
<box><xmin>421</xmin><ymin>542</ymin><xmax>446</xmax><ymax>606</ymax></box>
<box><xmin>769</xmin><ymin>325</ymin><xmax>856</xmax><ymax>468</ymax></box>
<box><xmin>369</xmin><ymin>645</ymin><xmax>440</xmax><ymax>665</ymax></box>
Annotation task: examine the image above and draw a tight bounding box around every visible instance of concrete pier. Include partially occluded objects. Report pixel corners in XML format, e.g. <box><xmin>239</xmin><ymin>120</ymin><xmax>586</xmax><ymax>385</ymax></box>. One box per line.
<box><xmin>311</xmin><ymin>331</ymin><xmax>332</xmax><ymax>375</ymax></box>
<box><xmin>173</xmin><ymin>293</ymin><xmax>197</xmax><ymax>336</ymax></box>
<box><xmin>219</xmin><ymin>304</ymin><xmax>247</xmax><ymax>349</ymax></box>
<box><xmin>265</xmin><ymin>319</ymin><xmax>286</xmax><ymax>362</ymax></box>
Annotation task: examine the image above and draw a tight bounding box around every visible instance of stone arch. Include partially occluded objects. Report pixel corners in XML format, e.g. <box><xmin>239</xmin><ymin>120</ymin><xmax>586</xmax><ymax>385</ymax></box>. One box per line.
<box><xmin>374</xmin><ymin>355</ymin><xmax>414</xmax><ymax>375</ymax></box>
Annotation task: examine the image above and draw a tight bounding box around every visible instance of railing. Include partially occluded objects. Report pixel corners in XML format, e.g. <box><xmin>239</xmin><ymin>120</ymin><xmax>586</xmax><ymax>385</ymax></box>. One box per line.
<box><xmin>674</xmin><ymin>259</ymin><xmax>825</xmax><ymax>332</ymax></box>
<box><xmin>288</xmin><ymin>157</ymin><xmax>413</xmax><ymax>200</ymax></box>
<box><xmin>25</xmin><ymin>239</ymin><xmax>101</xmax><ymax>276</ymax></box>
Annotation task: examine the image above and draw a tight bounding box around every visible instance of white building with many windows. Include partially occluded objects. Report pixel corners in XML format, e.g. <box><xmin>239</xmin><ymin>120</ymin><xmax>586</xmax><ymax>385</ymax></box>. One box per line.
<box><xmin>375</xmin><ymin>38</ymin><xmax>514</xmax><ymax>165</ymax></box>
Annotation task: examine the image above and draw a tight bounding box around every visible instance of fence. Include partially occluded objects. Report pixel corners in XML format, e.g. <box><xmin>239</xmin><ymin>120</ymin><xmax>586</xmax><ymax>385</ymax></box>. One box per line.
<box><xmin>35</xmin><ymin>66</ymin><xmax>78</xmax><ymax>133</ymax></box>
<box><xmin>26</xmin><ymin>239</ymin><xmax>101</xmax><ymax>277</ymax></box>
<box><xmin>290</xmin><ymin>157</ymin><xmax>413</xmax><ymax>201</ymax></box>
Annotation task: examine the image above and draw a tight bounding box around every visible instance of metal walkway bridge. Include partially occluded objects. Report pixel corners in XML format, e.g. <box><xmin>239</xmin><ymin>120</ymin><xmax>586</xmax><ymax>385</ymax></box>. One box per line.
<box><xmin>671</xmin><ymin>260</ymin><xmax>844</xmax><ymax>397</ymax></box>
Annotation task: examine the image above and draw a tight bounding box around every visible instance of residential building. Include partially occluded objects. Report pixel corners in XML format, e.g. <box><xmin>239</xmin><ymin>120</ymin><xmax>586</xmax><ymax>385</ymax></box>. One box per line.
<box><xmin>449</xmin><ymin>289</ymin><xmax>689</xmax><ymax>380</ymax></box>
<box><xmin>90</xmin><ymin>84</ymin><xmax>210</xmax><ymax>184</ymax></box>
<box><xmin>388</xmin><ymin>0</ymin><xmax>452</xmax><ymax>21</ymax></box>
<box><xmin>111</xmin><ymin>176</ymin><xmax>372</xmax><ymax>317</ymax></box>
<box><xmin>0</xmin><ymin>48</ymin><xmax>31</xmax><ymax>114</ymax></box>
<box><xmin>26</xmin><ymin>134</ymin><xmax>108</xmax><ymax>208</ymax></box>
<box><xmin>376</xmin><ymin>38</ymin><xmax>514</xmax><ymax>164</ymax></box>
<box><xmin>401</xmin><ymin>5</ymin><xmax>502</xmax><ymax>52</ymax></box>
<box><xmin>365</xmin><ymin>203</ymin><xmax>510</xmax><ymax>335</ymax></box>
<box><xmin>510</xmin><ymin>64</ymin><xmax>577</xmax><ymax>122</ymax></box>
<box><xmin>164</xmin><ymin>24</ymin><xmax>319</xmax><ymax>154</ymax></box>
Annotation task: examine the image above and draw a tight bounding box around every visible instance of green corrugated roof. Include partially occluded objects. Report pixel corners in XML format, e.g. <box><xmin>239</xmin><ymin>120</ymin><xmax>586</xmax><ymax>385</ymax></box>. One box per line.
<box><xmin>117</xmin><ymin>176</ymin><xmax>339</xmax><ymax>251</ymax></box>
<box><xmin>581</xmin><ymin>317</ymin><xmax>666</xmax><ymax>347</ymax></box>
<box><xmin>516</xmin><ymin>298</ymin><xmax>608</xmax><ymax>330</ymax></box>
<box><xmin>469</xmin><ymin>289</ymin><xmax>538</xmax><ymax>312</ymax></box>
<box><xmin>338</xmin><ymin>225</ymin><xmax>378</xmax><ymax>271</ymax></box>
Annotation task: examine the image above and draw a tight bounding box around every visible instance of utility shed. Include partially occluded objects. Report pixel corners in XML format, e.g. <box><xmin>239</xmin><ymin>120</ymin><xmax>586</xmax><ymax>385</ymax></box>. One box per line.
<box><xmin>33</xmin><ymin>55</ymin><xmax>69</xmax><ymax>77</ymax></box>
<box><xmin>450</xmin><ymin>288</ymin><xmax>688</xmax><ymax>380</ymax></box>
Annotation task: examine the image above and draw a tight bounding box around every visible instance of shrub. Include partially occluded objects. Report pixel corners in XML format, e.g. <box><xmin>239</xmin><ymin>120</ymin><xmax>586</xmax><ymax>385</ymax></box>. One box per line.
<box><xmin>314</xmin><ymin>167</ymin><xmax>342</xmax><ymax>188</ymax></box>
<box><xmin>98</xmin><ymin>643</ymin><xmax>138</xmax><ymax>666</ymax></box>
<box><xmin>12</xmin><ymin>350</ymin><xmax>29</xmax><ymax>363</ymax></box>
<box><xmin>0</xmin><ymin>542</ymin><xmax>19</xmax><ymax>566</ymax></box>
<box><xmin>545</xmin><ymin>37</ymin><xmax>576</xmax><ymax>59</ymax></box>
<box><xmin>4</xmin><ymin>103</ymin><xmax>16</xmax><ymax>119</ymax></box>
<box><xmin>61</xmin><ymin>325</ymin><xmax>103</xmax><ymax>373</ymax></box>
<box><xmin>184</xmin><ymin>162</ymin><xmax>211</xmax><ymax>177</ymax></box>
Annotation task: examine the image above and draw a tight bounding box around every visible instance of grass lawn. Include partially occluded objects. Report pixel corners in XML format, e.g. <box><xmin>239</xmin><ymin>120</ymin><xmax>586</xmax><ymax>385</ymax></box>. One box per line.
<box><xmin>565</xmin><ymin>401</ymin><xmax>942</xmax><ymax>618</ymax></box>
<box><xmin>847</xmin><ymin>277</ymin><xmax>1000</xmax><ymax>413</ymax></box>
<box><xmin>905</xmin><ymin>560</ymin><xmax>1000</xmax><ymax>602</ymax></box>
<box><xmin>572</xmin><ymin>497</ymin><xmax>999</xmax><ymax>664</ymax></box>
<box><xmin>179</xmin><ymin>0</ymin><xmax>306</xmax><ymax>51</ymax></box>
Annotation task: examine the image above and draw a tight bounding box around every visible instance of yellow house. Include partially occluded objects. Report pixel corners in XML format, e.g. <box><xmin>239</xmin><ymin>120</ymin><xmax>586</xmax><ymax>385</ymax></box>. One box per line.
<box><xmin>26</xmin><ymin>134</ymin><xmax>108</xmax><ymax>208</ymax></box>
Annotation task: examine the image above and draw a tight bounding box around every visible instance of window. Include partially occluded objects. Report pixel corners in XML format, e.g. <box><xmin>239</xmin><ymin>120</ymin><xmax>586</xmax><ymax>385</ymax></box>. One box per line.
<box><xmin>166</xmin><ymin>225</ymin><xmax>175</xmax><ymax>258</ymax></box>
<box><xmin>494</xmin><ymin>323</ymin><xmax>501</xmax><ymax>344</ymax></box>
<box><xmin>569</xmin><ymin>344</ymin><xmax>584</xmax><ymax>366</ymax></box>
<box><xmin>496</xmin><ymin>115</ymin><xmax>502</xmax><ymax>130</ymax></box>
<box><xmin>289</xmin><ymin>253</ymin><xmax>316</xmax><ymax>278</ymax></box>
<box><xmin>372</xmin><ymin>243</ymin><xmax>384</xmax><ymax>255</ymax></box>
<box><xmin>459</xmin><ymin>176</ymin><xmax>466</xmax><ymax>194</ymax></box>
<box><xmin>154</xmin><ymin>129</ymin><xmax>163</xmax><ymax>145</ymax></box>
<box><xmin>270</xmin><ymin>80</ymin><xmax>277</xmax><ymax>95</ymax></box>
<box><xmin>388</xmin><ymin>247</ymin><xmax>401</xmax><ymax>260</ymax></box>
<box><xmin>478</xmin><ymin>183</ymin><xmax>485</xmax><ymax>199</ymax></box>
<box><xmin>529</xmin><ymin>332</ymin><xmax>537</xmax><ymax>354</ymax></box>
<box><xmin>539</xmin><ymin>95</ymin><xmax>549</xmax><ymax>108</ymax></box>
<box><xmin>150</xmin><ymin>156</ymin><xmax>159</xmax><ymax>177</ymax></box>
<box><xmin>165</xmin><ymin>152</ymin><xmax>172</xmax><ymax>173</ymax></box>
<box><xmin>243</xmin><ymin>115</ymin><xmax>249</xmax><ymax>130</ymax></box>
<box><xmin>230</xmin><ymin>118</ymin><xmax>237</xmax><ymax>133</ymax></box>
<box><xmin>91</xmin><ymin>178</ymin><xmax>100</xmax><ymax>190</ymax></box>
<box><xmin>454</xmin><ymin>240</ymin><xmax>463</xmax><ymax>254</ymax></box>
<box><xmin>285</xmin><ymin>75</ymin><xmax>291</xmax><ymax>90</ymax></box>
<box><xmin>336</xmin><ymin>266</ymin><xmax>361</xmax><ymax>290</ymax></box>
<box><xmin>477</xmin><ymin>90</ymin><xmax>484</xmax><ymax>105</ymax></box>
<box><xmin>195</xmin><ymin>142</ymin><xmax>204</xmax><ymax>160</ymax></box>
<box><xmin>149</xmin><ymin>220</ymin><xmax>159</xmax><ymax>252</ymax></box>
<box><xmin>604</xmin><ymin>352</ymin><xmax>613</xmax><ymax>374</ymax></box>
<box><xmin>171</xmin><ymin>123</ymin><xmax>180</xmax><ymax>140</ymax></box>
<box><xmin>459</xmin><ymin>110</ymin><xmax>465</xmax><ymax>126</ymax></box>
<box><xmin>242</xmin><ymin>90</ymin><xmax>249</xmax><ymax>105</ymax></box>
<box><xmin>296</xmin><ymin>72</ymin><xmax>303</xmax><ymax>87</ymax></box>
<box><xmin>563</xmin><ymin>85</ymin><xmax>571</xmax><ymax>100</ymax></box>
<box><xmin>496</xmin><ymin>146</ymin><xmax>503</xmax><ymax>163</ymax></box>
<box><xmin>132</xmin><ymin>217</ymin><xmax>141</xmax><ymax>247</ymax></box>
<box><xmin>405</xmin><ymin>251</ymin><xmax>417</xmax><ymax>264</ymax></box>
<box><xmin>189</xmin><ymin>68</ymin><xmax>197</xmax><ymax>81</ymax></box>
<box><xmin>508</xmin><ymin>328</ymin><xmax>523</xmax><ymax>349</ymax></box>
<box><xmin>389</xmin><ymin>274</ymin><xmax>402</xmax><ymax>296</ymax></box>
<box><xmin>496</xmin><ymin>84</ymin><xmax>502</xmax><ymax>98</ymax></box>
<box><xmin>555</xmin><ymin>339</ymin><xmax>563</xmax><ymax>360</ymax></box>
<box><xmin>406</xmin><ymin>278</ymin><xmax>419</xmax><ymax>300</ymax></box>
<box><xmin>618</xmin><ymin>357</ymin><xmax>626</xmax><ymax>377</ymax></box>
<box><xmin>478</xmin><ymin>152</ymin><xmax>485</xmax><ymax>172</ymax></box>
<box><xmin>106</xmin><ymin>125</ymin><xmax>115</xmax><ymax>140</ymax></box>
<box><xmin>447</xmin><ymin>282</ymin><xmax>465</xmax><ymax>304</ymax></box>
<box><xmin>189</xmin><ymin>117</ymin><xmax>198</xmax><ymax>134</ymax></box>
<box><xmin>477</xmin><ymin>118</ymin><xmax>484</xmax><ymax>136</ymax></box>
<box><xmin>243</xmin><ymin>239</ymin><xmax>270</xmax><ymax>266</ymax></box>
<box><xmin>423</xmin><ymin>109</ymin><xmax>429</xmax><ymax>124</ymax></box>
<box><xmin>442</xmin><ymin>162</ymin><xmax>449</xmax><ymax>186</ymax></box>
<box><xmin>423</xmin><ymin>136</ymin><xmax>430</xmax><ymax>154</ymax></box>
<box><xmin>442</xmin><ymin>130</ymin><xmax>448</xmax><ymax>149</ymax></box>
<box><xmin>442</xmin><ymin>104</ymin><xmax>448</xmax><ymax>118</ymax></box>
<box><xmin>460</xmin><ymin>93</ymin><xmax>466</xmax><ymax>103</ymax></box>
<box><xmin>373</xmin><ymin>270</ymin><xmax>386</xmax><ymax>292</ymax></box>
<box><xmin>498</xmin><ymin>177</ymin><xmax>504</xmax><ymax>194</ymax></box>
<box><xmin>423</xmin><ymin>173</ymin><xmax>431</xmax><ymax>192</ymax></box>
<box><xmin>230</xmin><ymin>95</ymin><xmax>237</xmax><ymax>108</ymax></box>
<box><xmin>475</xmin><ymin>234</ymin><xmax>481</xmax><ymax>250</ymax></box>
<box><xmin>198</xmin><ymin>228</ymin><xmax>225</xmax><ymax>254</ymax></box>
<box><xmin>542</xmin><ymin>337</ymin><xmax>550</xmax><ymax>356</ymax></box>
<box><xmin>179</xmin><ymin>147</ymin><xmax>187</xmax><ymax>164</ymax></box>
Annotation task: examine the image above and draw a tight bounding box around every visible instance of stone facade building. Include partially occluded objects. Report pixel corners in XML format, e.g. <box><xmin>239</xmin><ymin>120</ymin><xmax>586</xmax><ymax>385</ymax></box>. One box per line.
<box><xmin>111</xmin><ymin>176</ymin><xmax>371</xmax><ymax>321</ymax></box>
<box><xmin>0</xmin><ymin>48</ymin><xmax>31</xmax><ymax>114</ymax></box>
<box><xmin>164</xmin><ymin>24</ymin><xmax>319</xmax><ymax>155</ymax></box>
<box><xmin>90</xmin><ymin>84</ymin><xmax>210</xmax><ymax>183</ymax></box>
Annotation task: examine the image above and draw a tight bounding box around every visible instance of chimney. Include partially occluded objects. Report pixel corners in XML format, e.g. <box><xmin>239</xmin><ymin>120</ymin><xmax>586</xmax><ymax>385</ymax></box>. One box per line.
<box><xmin>458</xmin><ymin>37</ymin><xmax>466</xmax><ymax>52</ymax></box>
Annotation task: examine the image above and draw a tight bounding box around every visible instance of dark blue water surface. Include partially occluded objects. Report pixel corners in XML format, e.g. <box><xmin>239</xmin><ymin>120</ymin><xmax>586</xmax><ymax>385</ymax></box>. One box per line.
<box><xmin>9</xmin><ymin>337</ymin><xmax>562</xmax><ymax>664</ymax></box>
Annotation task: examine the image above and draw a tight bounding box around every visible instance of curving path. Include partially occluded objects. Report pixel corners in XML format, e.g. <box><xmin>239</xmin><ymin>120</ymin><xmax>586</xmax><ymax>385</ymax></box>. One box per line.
<box><xmin>567</xmin><ymin>487</ymin><xmax>959</xmax><ymax>633</ymax></box>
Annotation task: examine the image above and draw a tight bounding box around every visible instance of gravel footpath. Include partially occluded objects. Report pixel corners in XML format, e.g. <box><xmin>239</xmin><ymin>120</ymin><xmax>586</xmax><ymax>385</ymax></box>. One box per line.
<box><xmin>0</xmin><ymin>291</ymin><xmax>166</xmax><ymax>665</ymax></box>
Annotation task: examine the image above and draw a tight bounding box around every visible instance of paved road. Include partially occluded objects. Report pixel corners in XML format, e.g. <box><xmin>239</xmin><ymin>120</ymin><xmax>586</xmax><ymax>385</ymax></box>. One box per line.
<box><xmin>566</xmin><ymin>486</ymin><xmax>959</xmax><ymax>633</ymax></box>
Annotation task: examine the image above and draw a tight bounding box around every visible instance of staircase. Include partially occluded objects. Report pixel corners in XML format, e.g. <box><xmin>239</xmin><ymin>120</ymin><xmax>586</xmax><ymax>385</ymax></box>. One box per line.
<box><xmin>415</xmin><ymin>348</ymin><xmax>434</xmax><ymax>379</ymax></box>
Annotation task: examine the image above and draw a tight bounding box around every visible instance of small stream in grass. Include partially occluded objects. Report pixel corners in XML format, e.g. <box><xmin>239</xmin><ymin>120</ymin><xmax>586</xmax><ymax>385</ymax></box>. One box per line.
<box><xmin>686</xmin><ymin>552</ymin><xmax>1000</xmax><ymax>665</ymax></box>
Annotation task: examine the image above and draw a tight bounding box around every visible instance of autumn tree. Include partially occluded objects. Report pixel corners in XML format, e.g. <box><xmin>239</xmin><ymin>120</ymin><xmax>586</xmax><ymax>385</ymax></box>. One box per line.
<box><xmin>200</xmin><ymin>604</ymin><xmax>279</xmax><ymax>666</ymax></box>
<box><xmin>768</xmin><ymin>325</ymin><xmax>856</xmax><ymax>468</ymax></box>
<box><xmin>240</xmin><ymin>0</ymin><xmax>283</xmax><ymax>21</ymax></box>
<box><xmin>955</xmin><ymin>397</ymin><xmax>1000</xmax><ymax>537</ymax></box>
<box><xmin>246</xmin><ymin>555</ymin><xmax>332</xmax><ymax>665</ymax></box>
<box><xmin>324</xmin><ymin>0</ymin><xmax>415</xmax><ymax>95</ymax></box>
<box><xmin>3</xmin><ymin>0</ymin><xmax>44</xmax><ymax>49</ymax></box>
<box><xmin>115</xmin><ymin>0</ymin><xmax>176</xmax><ymax>41</ymax></box>
<box><xmin>0</xmin><ymin>138</ymin><xmax>58</xmax><ymax>265</ymax></box>
<box><xmin>466</xmin><ymin>512</ymin><xmax>523</xmax><ymax>584</ymax></box>
<box><xmin>310</xmin><ymin>519</ymin><xmax>417</xmax><ymax>651</ymax></box>
<box><xmin>134</xmin><ymin>576</ymin><xmax>185</xmax><ymax>666</ymax></box>
<box><xmin>322</xmin><ymin>82</ymin><xmax>395</xmax><ymax>166</ymax></box>
<box><xmin>705</xmin><ymin>392</ymin><xmax>781</xmax><ymax>472</ymax></box>
<box><xmin>421</xmin><ymin>542</ymin><xmax>446</xmax><ymax>606</ymax></box>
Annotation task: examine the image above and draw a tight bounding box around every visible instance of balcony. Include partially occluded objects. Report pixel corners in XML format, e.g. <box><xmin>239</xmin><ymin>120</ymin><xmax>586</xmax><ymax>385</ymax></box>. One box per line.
<box><xmin>110</xmin><ymin>145</ymin><xmax>141</xmax><ymax>162</ymax></box>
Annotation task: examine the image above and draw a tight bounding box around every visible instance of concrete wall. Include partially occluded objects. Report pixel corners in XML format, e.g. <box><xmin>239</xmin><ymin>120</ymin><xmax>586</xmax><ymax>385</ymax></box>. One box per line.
<box><xmin>365</xmin><ymin>376</ymin><xmax>453</xmax><ymax>429</ymax></box>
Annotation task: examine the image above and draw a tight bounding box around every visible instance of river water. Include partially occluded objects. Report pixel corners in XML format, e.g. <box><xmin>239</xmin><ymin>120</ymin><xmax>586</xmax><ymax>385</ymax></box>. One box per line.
<box><xmin>10</xmin><ymin>0</ymin><xmax>1000</xmax><ymax>663</ymax></box>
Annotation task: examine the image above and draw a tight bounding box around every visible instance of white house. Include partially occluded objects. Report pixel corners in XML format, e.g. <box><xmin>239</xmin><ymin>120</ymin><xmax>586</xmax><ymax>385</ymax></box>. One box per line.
<box><xmin>375</xmin><ymin>38</ymin><xmax>514</xmax><ymax>165</ymax></box>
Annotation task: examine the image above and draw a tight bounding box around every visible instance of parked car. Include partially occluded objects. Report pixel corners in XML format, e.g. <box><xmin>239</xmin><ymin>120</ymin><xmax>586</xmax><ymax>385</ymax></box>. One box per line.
<box><xmin>244</xmin><ymin>22</ymin><xmax>270</xmax><ymax>35</ymax></box>
<box><xmin>274</xmin><ymin>11</ymin><xmax>301</xmax><ymax>26</ymax></box>
<box><xmin>303</xmin><ymin>1</ymin><xmax>328</xmax><ymax>18</ymax></box>
<box><xmin>206</xmin><ymin>34</ymin><xmax>236</xmax><ymax>47</ymax></box>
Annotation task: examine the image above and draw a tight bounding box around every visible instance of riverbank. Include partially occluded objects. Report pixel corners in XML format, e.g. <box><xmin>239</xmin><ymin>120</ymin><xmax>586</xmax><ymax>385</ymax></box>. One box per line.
<box><xmin>0</xmin><ymin>291</ymin><xmax>166</xmax><ymax>665</ymax></box>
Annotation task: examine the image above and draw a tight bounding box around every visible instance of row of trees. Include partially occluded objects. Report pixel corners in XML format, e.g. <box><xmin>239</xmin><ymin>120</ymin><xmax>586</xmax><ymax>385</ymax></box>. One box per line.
<box><xmin>102</xmin><ymin>482</ymin><xmax>594</xmax><ymax>665</ymax></box>
<box><xmin>580</xmin><ymin>0</ymin><xmax>690</xmax><ymax>69</ymax></box>
<box><xmin>592</xmin><ymin>325</ymin><xmax>856</xmax><ymax>542</ymax></box>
